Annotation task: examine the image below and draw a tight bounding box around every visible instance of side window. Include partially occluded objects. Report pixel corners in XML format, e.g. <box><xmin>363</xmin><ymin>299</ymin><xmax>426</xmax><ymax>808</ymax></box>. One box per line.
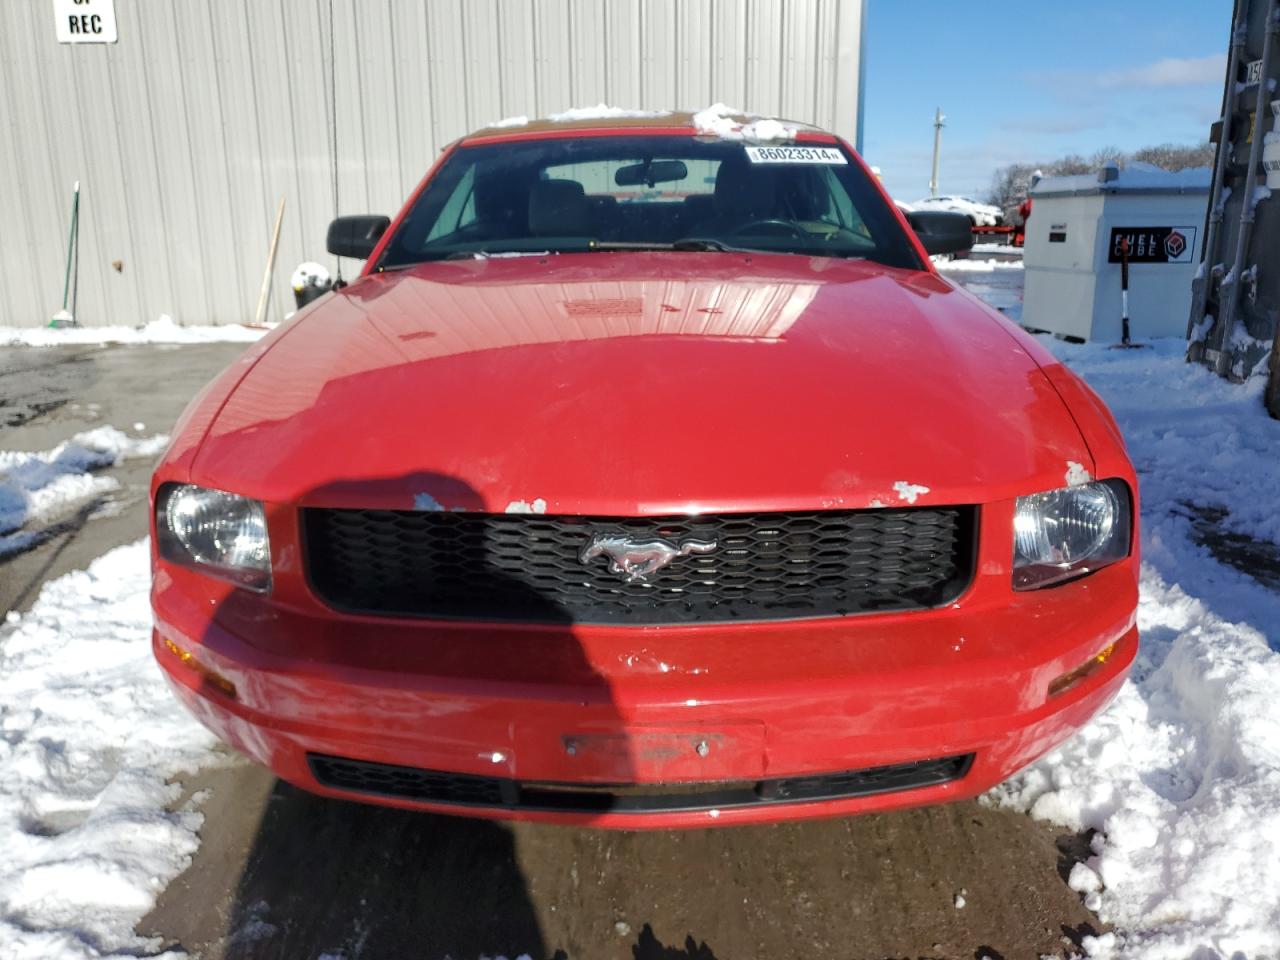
<box><xmin>820</xmin><ymin>166</ymin><xmax>868</xmax><ymax>237</ymax></box>
<box><xmin>425</xmin><ymin>163</ymin><xmax>477</xmax><ymax>241</ymax></box>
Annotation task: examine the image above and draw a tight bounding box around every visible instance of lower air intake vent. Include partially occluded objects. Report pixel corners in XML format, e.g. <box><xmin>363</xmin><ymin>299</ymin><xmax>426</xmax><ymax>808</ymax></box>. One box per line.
<box><xmin>308</xmin><ymin>753</ymin><xmax>974</xmax><ymax>814</ymax></box>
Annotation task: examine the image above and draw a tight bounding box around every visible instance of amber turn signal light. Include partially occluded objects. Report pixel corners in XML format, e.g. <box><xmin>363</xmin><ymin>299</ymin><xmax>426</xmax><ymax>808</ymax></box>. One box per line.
<box><xmin>162</xmin><ymin>636</ymin><xmax>238</xmax><ymax>699</ymax></box>
<box><xmin>1048</xmin><ymin>641</ymin><xmax>1119</xmax><ymax>698</ymax></box>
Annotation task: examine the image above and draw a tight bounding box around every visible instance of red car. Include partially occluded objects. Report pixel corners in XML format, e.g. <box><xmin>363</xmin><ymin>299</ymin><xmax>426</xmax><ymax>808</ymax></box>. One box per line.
<box><xmin>151</xmin><ymin>113</ymin><xmax>1138</xmax><ymax>828</ymax></box>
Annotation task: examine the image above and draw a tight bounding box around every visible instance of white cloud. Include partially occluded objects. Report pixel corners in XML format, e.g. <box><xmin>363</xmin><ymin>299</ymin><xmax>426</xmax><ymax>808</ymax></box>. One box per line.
<box><xmin>1001</xmin><ymin>115</ymin><xmax>1102</xmax><ymax>136</ymax></box>
<box><xmin>1095</xmin><ymin>53</ymin><xmax>1226</xmax><ymax>90</ymax></box>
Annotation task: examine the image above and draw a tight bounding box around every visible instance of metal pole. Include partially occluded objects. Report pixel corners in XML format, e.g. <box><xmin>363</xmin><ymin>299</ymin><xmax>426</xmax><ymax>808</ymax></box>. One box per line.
<box><xmin>1187</xmin><ymin>0</ymin><xmax>1249</xmax><ymax>354</ymax></box>
<box><xmin>70</xmin><ymin>188</ymin><xmax>80</xmax><ymax>325</ymax></box>
<box><xmin>929</xmin><ymin>108</ymin><xmax>944</xmax><ymax>197</ymax></box>
<box><xmin>59</xmin><ymin>181</ymin><xmax>80</xmax><ymax>312</ymax></box>
<box><xmin>1121</xmin><ymin>237</ymin><xmax>1131</xmax><ymax>345</ymax></box>
<box><xmin>1213</xmin><ymin>0</ymin><xmax>1279</xmax><ymax>377</ymax></box>
<box><xmin>1267</xmin><ymin>334</ymin><xmax>1280</xmax><ymax>418</ymax></box>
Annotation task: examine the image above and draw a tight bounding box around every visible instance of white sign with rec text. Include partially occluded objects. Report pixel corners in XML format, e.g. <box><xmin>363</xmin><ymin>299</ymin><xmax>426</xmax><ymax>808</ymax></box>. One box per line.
<box><xmin>53</xmin><ymin>0</ymin><xmax>117</xmax><ymax>43</ymax></box>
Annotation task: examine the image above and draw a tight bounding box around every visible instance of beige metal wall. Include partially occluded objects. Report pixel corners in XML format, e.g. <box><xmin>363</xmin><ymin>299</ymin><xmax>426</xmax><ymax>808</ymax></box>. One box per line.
<box><xmin>0</xmin><ymin>0</ymin><xmax>864</xmax><ymax>328</ymax></box>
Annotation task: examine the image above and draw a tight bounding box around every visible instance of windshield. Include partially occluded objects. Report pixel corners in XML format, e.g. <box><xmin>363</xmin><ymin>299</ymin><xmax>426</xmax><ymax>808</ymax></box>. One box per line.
<box><xmin>376</xmin><ymin>135</ymin><xmax>924</xmax><ymax>270</ymax></box>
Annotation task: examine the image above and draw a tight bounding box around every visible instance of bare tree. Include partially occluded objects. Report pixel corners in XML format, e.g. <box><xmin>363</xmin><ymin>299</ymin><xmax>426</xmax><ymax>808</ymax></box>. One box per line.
<box><xmin>1091</xmin><ymin>146</ymin><xmax>1126</xmax><ymax>169</ymax></box>
<box><xmin>984</xmin><ymin>140</ymin><xmax>1215</xmax><ymax>223</ymax></box>
<box><xmin>986</xmin><ymin>163</ymin><xmax>1042</xmax><ymax>222</ymax></box>
<box><xmin>1049</xmin><ymin>154</ymin><xmax>1092</xmax><ymax>176</ymax></box>
<box><xmin>1131</xmin><ymin>142</ymin><xmax>1216</xmax><ymax>171</ymax></box>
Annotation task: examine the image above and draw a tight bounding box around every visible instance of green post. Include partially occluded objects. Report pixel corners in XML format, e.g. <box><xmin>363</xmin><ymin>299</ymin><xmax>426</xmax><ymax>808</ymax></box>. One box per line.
<box><xmin>52</xmin><ymin>181</ymin><xmax>80</xmax><ymax>327</ymax></box>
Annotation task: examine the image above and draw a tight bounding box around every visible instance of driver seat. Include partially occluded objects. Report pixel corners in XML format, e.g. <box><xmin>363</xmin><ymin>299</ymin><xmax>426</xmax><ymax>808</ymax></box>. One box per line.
<box><xmin>690</xmin><ymin>158</ymin><xmax>784</xmax><ymax>236</ymax></box>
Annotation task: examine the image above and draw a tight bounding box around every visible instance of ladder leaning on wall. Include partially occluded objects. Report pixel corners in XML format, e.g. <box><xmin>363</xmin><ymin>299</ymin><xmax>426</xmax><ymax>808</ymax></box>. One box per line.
<box><xmin>1186</xmin><ymin>0</ymin><xmax>1280</xmax><ymax>419</ymax></box>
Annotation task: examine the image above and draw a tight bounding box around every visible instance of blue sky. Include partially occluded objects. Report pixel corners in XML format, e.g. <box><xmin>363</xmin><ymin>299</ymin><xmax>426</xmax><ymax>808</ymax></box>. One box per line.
<box><xmin>862</xmin><ymin>1</ymin><xmax>1230</xmax><ymax>202</ymax></box>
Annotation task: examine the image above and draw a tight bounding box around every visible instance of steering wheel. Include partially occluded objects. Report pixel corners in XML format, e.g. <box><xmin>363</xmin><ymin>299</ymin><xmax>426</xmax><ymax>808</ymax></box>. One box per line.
<box><xmin>729</xmin><ymin>218</ymin><xmax>807</xmax><ymax>238</ymax></box>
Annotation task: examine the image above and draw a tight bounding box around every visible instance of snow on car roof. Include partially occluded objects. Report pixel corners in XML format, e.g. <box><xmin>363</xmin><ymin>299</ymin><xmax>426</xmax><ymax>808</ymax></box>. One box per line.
<box><xmin>466</xmin><ymin>106</ymin><xmax>831</xmax><ymax>141</ymax></box>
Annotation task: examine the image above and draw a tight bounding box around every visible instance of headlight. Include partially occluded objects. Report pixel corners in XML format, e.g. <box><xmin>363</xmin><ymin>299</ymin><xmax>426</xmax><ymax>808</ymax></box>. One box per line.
<box><xmin>1013</xmin><ymin>479</ymin><xmax>1131</xmax><ymax>589</ymax></box>
<box><xmin>156</xmin><ymin>484</ymin><xmax>271</xmax><ymax>591</ymax></box>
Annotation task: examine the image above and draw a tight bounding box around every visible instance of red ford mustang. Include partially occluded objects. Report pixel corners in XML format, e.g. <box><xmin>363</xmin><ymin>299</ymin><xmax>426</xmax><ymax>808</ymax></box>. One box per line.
<box><xmin>151</xmin><ymin>113</ymin><xmax>1138</xmax><ymax>828</ymax></box>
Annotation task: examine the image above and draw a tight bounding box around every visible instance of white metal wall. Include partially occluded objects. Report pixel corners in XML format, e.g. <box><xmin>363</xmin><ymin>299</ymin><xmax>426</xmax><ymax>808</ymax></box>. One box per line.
<box><xmin>0</xmin><ymin>0</ymin><xmax>864</xmax><ymax>328</ymax></box>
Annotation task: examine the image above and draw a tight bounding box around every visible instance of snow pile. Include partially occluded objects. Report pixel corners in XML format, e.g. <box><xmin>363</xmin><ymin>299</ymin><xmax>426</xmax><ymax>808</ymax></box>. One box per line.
<box><xmin>972</xmin><ymin>242</ymin><xmax>1023</xmax><ymax>256</ymax></box>
<box><xmin>548</xmin><ymin>104</ymin><xmax>669</xmax><ymax>123</ymax></box>
<box><xmin>2</xmin><ymin>315</ymin><xmax>268</xmax><ymax>347</ymax></box>
<box><xmin>997</xmin><ymin>565</ymin><xmax>1280</xmax><ymax>958</ymax></box>
<box><xmin>690</xmin><ymin>103</ymin><xmax>796</xmax><ymax>141</ymax></box>
<box><xmin>1</xmin><ymin>427</ymin><xmax>169</xmax><ymax>558</ymax></box>
<box><xmin>0</xmin><ymin>540</ymin><xmax>223</xmax><ymax>959</ymax></box>
<box><xmin>934</xmin><ymin>257</ymin><xmax>1026</xmax><ymax>272</ymax></box>
<box><xmin>991</xmin><ymin>338</ymin><xmax>1280</xmax><ymax>958</ymax></box>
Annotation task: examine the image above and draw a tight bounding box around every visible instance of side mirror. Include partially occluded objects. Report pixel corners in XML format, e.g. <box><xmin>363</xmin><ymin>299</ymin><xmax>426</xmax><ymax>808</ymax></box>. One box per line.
<box><xmin>906</xmin><ymin>210</ymin><xmax>973</xmax><ymax>257</ymax></box>
<box><xmin>326</xmin><ymin>215</ymin><xmax>391</xmax><ymax>259</ymax></box>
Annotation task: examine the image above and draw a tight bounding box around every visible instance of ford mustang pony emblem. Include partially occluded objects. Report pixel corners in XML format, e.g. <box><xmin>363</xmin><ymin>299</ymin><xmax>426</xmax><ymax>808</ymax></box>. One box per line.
<box><xmin>579</xmin><ymin>533</ymin><xmax>718</xmax><ymax>583</ymax></box>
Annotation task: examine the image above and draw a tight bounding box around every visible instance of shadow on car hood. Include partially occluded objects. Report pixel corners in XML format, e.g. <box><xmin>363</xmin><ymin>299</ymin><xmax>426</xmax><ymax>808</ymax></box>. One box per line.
<box><xmin>190</xmin><ymin>252</ymin><xmax>1090</xmax><ymax>513</ymax></box>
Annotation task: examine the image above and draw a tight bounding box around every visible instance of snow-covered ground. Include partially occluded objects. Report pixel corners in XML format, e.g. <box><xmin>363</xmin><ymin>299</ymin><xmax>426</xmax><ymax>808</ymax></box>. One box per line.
<box><xmin>937</xmin><ymin>255</ymin><xmax>1025</xmax><ymax>320</ymax></box>
<box><xmin>1</xmin><ymin>315</ymin><xmax>268</xmax><ymax>347</ymax></box>
<box><xmin>937</xmin><ymin>256</ymin><xmax>1026</xmax><ymax>271</ymax></box>
<box><xmin>0</xmin><ymin>542</ymin><xmax>225</xmax><ymax>959</ymax></box>
<box><xmin>992</xmin><ymin>339</ymin><xmax>1280</xmax><ymax>959</ymax></box>
<box><xmin>1</xmin><ymin>289</ymin><xmax>1279</xmax><ymax>957</ymax></box>
<box><xmin>0</xmin><ymin>427</ymin><xmax>169</xmax><ymax>558</ymax></box>
<box><xmin>938</xmin><ymin>254</ymin><xmax>1280</xmax><ymax>954</ymax></box>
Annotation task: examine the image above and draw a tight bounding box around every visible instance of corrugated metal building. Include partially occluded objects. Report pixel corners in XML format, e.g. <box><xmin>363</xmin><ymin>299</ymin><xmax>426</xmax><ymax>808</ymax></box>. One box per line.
<box><xmin>0</xmin><ymin>0</ymin><xmax>866</xmax><ymax>328</ymax></box>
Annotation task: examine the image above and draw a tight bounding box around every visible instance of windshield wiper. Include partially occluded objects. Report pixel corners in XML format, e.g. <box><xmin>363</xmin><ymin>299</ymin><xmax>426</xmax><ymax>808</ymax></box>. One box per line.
<box><xmin>388</xmin><ymin>239</ymin><xmax>868</xmax><ymax>267</ymax></box>
<box><xmin>586</xmin><ymin>239</ymin><xmax>750</xmax><ymax>253</ymax></box>
<box><xmin>440</xmin><ymin>249</ymin><xmax>554</xmax><ymax>260</ymax></box>
<box><xmin>672</xmin><ymin>239</ymin><xmax>740</xmax><ymax>252</ymax></box>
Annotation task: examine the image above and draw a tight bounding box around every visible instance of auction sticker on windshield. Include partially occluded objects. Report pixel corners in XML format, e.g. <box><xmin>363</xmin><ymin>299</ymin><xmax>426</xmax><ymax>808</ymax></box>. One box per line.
<box><xmin>745</xmin><ymin>145</ymin><xmax>847</xmax><ymax>164</ymax></box>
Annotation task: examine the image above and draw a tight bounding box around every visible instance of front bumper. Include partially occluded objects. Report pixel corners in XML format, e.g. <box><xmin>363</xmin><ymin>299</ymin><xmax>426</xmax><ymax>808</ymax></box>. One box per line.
<box><xmin>152</xmin><ymin>552</ymin><xmax>1137</xmax><ymax>828</ymax></box>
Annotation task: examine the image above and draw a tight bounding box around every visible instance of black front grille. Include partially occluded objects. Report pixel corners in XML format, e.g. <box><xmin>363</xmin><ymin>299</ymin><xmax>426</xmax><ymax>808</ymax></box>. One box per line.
<box><xmin>303</xmin><ymin>506</ymin><xmax>976</xmax><ymax>624</ymax></box>
<box><xmin>308</xmin><ymin>753</ymin><xmax>974</xmax><ymax>814</ymax></box>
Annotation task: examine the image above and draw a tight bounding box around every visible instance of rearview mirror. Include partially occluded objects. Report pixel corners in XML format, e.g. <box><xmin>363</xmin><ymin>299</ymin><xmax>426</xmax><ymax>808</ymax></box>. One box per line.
<box><xmin>327</xmin><ymin>215</ymin><xmax>391</xmax><ymax>259</ymax></box>
<box><xmin>614</xmin><ymin>160</ymin><xmax>688</xmax><ymax>188</ymax></box>
<box><xmin>906</xmin><ymin>210</ymin><xmax>973</xmax><ymax>257</ymax></box>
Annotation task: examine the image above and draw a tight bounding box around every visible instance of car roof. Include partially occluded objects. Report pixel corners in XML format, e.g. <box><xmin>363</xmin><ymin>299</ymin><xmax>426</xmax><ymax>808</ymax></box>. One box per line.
<box><xmin>463</xmin><ymin>110</ymin><xmax>833</xmax><ymax>143</ymax></box>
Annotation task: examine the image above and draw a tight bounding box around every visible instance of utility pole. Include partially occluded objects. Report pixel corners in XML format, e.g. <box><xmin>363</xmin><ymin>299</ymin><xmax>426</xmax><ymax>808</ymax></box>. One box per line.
<box><xmin>929</xmin><ymin>108</ymin><xmax>945</xmax><ymax>198</ymax></box>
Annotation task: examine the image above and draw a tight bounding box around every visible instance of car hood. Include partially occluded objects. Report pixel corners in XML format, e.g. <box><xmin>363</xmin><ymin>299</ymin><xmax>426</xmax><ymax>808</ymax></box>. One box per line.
<box><xmin>190</xmin><ymin>253</ymin><xmax>1091</xmax><ymax>513</ymax></box>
